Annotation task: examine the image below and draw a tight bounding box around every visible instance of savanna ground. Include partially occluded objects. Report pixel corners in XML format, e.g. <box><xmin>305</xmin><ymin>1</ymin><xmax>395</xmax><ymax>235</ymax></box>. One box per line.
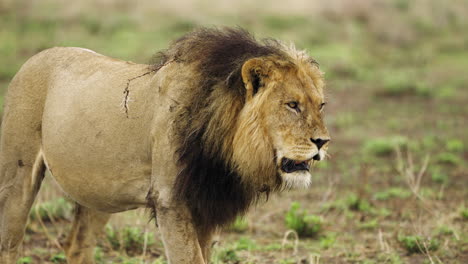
<box><xmin>0</xmin><ymin>0</ymin><xmax>467</xmax><ymax>263</ymax></box>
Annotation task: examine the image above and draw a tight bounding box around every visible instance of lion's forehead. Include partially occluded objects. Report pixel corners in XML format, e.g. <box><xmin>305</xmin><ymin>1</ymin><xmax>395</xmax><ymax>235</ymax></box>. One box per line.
<box><xmin>276</xmin><ymin>72</ymin><xmax>324</xmax><ymax>104</ymax></box>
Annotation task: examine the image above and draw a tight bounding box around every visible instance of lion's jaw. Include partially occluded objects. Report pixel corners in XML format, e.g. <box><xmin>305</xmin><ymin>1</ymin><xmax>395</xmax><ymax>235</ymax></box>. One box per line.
<box><xmin>275</xmin><ymin>148</ymin><xmax>315</xmax><ymax>189</ymax></box>
<box><xmin>281</xmin><ymin>170</ymin><xmax>311</xmax><ymax>188</ymax></box>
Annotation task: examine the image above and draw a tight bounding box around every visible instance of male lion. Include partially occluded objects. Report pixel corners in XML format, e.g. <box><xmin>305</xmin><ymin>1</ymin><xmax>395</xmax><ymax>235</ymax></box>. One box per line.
<box><xmin>0</xmin><ymin>28</ymin><xmax>330</xmax><ymax>263</ymax></box>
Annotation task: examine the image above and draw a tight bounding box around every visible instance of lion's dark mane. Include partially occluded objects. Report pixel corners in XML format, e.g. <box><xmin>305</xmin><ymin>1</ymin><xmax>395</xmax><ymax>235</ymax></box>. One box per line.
<box><xmin>151</xmin><ymin>27</ymin><xmax>286</xmax><ymax>230</ymax></box>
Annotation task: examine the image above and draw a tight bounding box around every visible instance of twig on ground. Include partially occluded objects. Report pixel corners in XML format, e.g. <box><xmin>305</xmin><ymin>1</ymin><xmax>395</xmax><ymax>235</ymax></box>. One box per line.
<box><xmin>395</xmin><ymin>147</ymin><xmax>432</xmax><ymax>211</ymax></box>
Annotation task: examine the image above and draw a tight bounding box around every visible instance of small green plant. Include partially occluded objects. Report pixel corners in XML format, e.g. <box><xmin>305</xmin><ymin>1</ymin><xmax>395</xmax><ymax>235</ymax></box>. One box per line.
<box><xmin>234</xmin><ymin>237</ymin><xmax>257</xmax><ymax>250</ymax></box>
<box><xmin>105</xmin><ymin>225</ymin><xmax>154</xmax><ymax>254</ymax></box>
<box><xmin>119</xmin><ymin>257</ymin><xmax>141</xmax><ymax>264</ymax></box>
<box><xmin>105</xmin><ymin>225</ymin><xmax>120</xmax><ymax>250</ymax></box>
<box><xmin>373</xmin><ymin>187</ymin><xmax>411</xmax><ymax>200</ymax></box>
<box><xmin>460</xmin><ymin>207</ymin><xmax>468</xmax><ymax>220</ymax></box>
<box><xmin>152</xmin><ymin>257</ymin><xmax>168</xmax><ymax>264</ymax></box>
<box><xmin>363</xmin><ymin>137</ymin><xmax>407</xmax><ymax>156</ymax></box>
<box><xmin>378</xmin><ymin>72</ymin><xmax>432</xmax><ymax>98</ymax></box>
<box><xmin>319</xmin><ymin>232</ymin><xmax>337</xmax><ymax>249</ymax></box>
<box><xmin>435</xmin><ymin>225</ymin><xmax>454</xmax><ymax>236</ymax></box>
<box><xmin>346</xmin><ymin>194</ymin><xmax>372</xmax><ymax>212</ymax></box>
<box><xmin>212</xmin><ymin>248</ymin><xmax>240</xmax><ymax>264</ymax></box>
<box><xmin>363</xmin><ymin>139</ymin><xmax>394</xmax><ymax>156</ymax></box>
<box><xmin>94</xmin><ymin>246</ymin><xmax>103</xmax><ymax>263</ymax></box>
<box><xmin>228</xmin><ymin>216</ymin><xmax>248</xmax><ymax>233</ymax></box>
<box><xmin>50</xmin><ymin>252</ymin><xmax>66</xmax><ymax>263</ymax></box>
<box><xmin>377</xmin><ymin>207</ymin><xmax>392</xmax><ymax>217</ymax></box>
<box><xmin>122</xmin><ymin>226</ymin><xmax>155</xmax><ymax>253</ymax></box>
<box><xmin>430</xmin><ymin>167</ymin><xmax>449</xmax><ymax>184</ymax></box>
<box><xmin>435</xmin><ymin>84</ymin><xmax>456</xmax><ymax>99</ymax></box>
<box><xmin>436</xmin><ymin>152</ymin><xmax>461</xmax><ymax>165</ymax></box>
<box><xmin>393</xmin><ymin>0</ymin><xmax>411</xmax><ymax>11</ymax></box>
<box><xmin>358</xmin><ymin>218</ymin><xmax>379</xmax><ymax>230</ymax></box>
<box><xmin>17</xmin><ymin>256</ymin><xmax>33</xmax><ymax>264</ymax></box>
<box><xmin>263</xmin><ymin>243</ymin><xmax>282</xmax><ymax>251</ymax></box>
<box><xmin>398</xmin><ymin>234</ymin><xmax>439</xmax><ymax>254</ymax></box>
<box><xmin>285</xmin><ymin>202</ymin><xmax>323</xmax><ymax>237</ymax></box>
<box><xmin>445</xmin><ymin>139</ymin><xmax>464</xmax><ymax>152</ymax></box>
<box><xmin>30</xmin><ymin>198</ymin><xmax>72</xmax><ymax>222</ymax></box>
<box><xmin>279</xmin><ymin>258</ymin><xmax>296</xmax><ymax>264</ymax></box>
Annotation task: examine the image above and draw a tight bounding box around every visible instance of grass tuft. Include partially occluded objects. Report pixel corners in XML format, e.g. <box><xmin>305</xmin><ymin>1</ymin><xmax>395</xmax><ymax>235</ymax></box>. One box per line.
<box><xmin>445</xmin><ymin>139</ymin><xmax>464</xmax><ymax>152</ymax></box>
<box><xmin>105</xmin><ymin>225</ymin><xmax>154</xmax><ymax>255</ymax></box>
<box><xmin>363</xmin><ymin>137</ymin><xmax>407</xmax><ymax>157</ymax></box>
<box><xmin>285</xmin><ymin>202</ymin><xmax>323</xmax><ymax>237</ymax></box>
<box><xmin>373</xmin><ymin>187</ymin><xmax>411</xmax><ymax>200</ymax></box>
<box><xmin>436</xmin><ymin>152</ymin><xmax>462</xmax><ymax>166</ymax></box>
<box><xmin>398</xmin><ymin>234</ymin><xmax>439</xmax><ymax>254</ymax></box>
<box><xmin>30</xmin><ymin>198</ymin><xmax>72</xmax><ymax>222</ymax></box>
<box><xmin>228</xmin><ymin>216</ymin><xmax>249</xmax><ymax>233</ymax></box>
<box><xmin>460</xmin><ymin>207</ymin><xmax>468</xmax><ymax>220</ymax></box>
<box><xmin>346</xmin><ymin>194</ymin><xmax>372</xmax><ymax>212</ymax></box>
<box><xmin>50</xmin><ymin>252</ymin><xmax>66</xmax><ymax>263</ymax></box>
<box><xmin>17</xmin><ymin>256</ymin><xmax>33</xmax><ymax>264</ymax></box>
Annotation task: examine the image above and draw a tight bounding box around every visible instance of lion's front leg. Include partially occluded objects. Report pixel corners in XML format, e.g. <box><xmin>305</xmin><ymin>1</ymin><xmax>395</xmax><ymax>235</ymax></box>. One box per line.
<box><xmin>156</xmin><ymin>200</ymin><xmax>205</xmax><ymax>264</ymax></box>
<box><xmin>198</xmin><ymin>228</ymin><xmax>217</xmax><ymax>263</ymax></box>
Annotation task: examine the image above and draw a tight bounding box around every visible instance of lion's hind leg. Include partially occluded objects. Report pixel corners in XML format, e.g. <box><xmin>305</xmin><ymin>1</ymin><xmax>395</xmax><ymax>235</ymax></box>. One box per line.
<box><xmin>63</xmin><ymin>203</ymin><xmax>110</xmax><ymax>264</ymax></box>
<box><xmin>0</xmin><ymin>150</ymin><xmax>46</xmax><ymax>263</ymax></box>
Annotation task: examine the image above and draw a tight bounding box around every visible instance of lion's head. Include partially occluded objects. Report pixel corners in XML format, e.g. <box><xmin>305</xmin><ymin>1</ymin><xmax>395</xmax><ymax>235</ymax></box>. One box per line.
<box><xmin>232</xmin><ymin>52</ymin><xmax>330</xmax><ymax>189</ymax></box>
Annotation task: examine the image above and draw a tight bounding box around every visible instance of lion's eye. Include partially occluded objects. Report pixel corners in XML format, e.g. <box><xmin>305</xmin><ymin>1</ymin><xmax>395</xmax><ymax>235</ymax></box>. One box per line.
<box><xmin>286</xmin><ymin>101</ymin><xmax>300</xmax><ymax>112</ymax></box>
<box><xmin>319</xmin><ymin>102</ymin><xmax>326</xmax><ymax>111</ymax></box>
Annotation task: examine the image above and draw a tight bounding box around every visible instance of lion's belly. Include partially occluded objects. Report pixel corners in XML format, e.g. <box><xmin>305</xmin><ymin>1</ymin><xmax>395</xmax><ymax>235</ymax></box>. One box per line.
<box><xmin>42</xmin><ymin>153</ymin><xmax>151</xmax><ymax>213</ymax></box>
<box><xmin>41</xmin><ymin>110</ymin><xmax>154</xmax><ymax>212</ymax></box>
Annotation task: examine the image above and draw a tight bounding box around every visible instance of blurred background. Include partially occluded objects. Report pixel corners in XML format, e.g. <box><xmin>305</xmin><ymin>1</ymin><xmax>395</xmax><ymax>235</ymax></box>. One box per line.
<box><xmin>1</xmin><ymin>0</ymin><xmax>467</xmax><ymax>263</ymax></box>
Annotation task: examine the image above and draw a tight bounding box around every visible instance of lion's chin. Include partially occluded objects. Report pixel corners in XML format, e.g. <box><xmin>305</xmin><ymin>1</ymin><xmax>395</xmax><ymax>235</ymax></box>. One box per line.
<box><xmin>280</xmin><ymin>171</ymin><xmax>312</xmax><ymax>189</ymax></box>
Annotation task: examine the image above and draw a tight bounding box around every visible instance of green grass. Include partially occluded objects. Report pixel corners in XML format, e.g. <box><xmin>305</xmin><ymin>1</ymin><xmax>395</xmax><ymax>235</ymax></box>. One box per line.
<box><xmin>377</xmin><ymin>71</ymin><xmax>433</xmax><ymax>98</ymax></box>
<box><xmin>358</xmin><ymin>218</ymin><xmax>379</xmax><ymax>230</ymax></box>
<box><xmin>285</xmin><ymin>202</ymin><xmax>323</xmax><ymax>237</ymax></box>
<box><xmin>319</xmin><ymin>233</ymin><xmax>337</xmax><ymax>249</ymax></box>
<box><xmin>430</xmin><ymin>167</ymin><xmax>449</xmax><ymax>184</ymax></box>
<box><xmin>373</xmin><ymin>187</ymin><xmax>412</xmax><ymax>200</ymax></box>
<box><xmin>105</xmin><ymin>225</ymin><xmax>155</xmax><ymax>254</ymax></box>
<box><xmin>212</xmin><ymin>248</ymin><xmax>240</xmax><ymax>264</ymax></box>
<box><xmin>345</xmin><ymin>194</ymin><xmax>373</xmax><ymax>213</ymax></box>
<box><xmin>460</xmin><ymin>207</ymin><xmax>468</xmax><ymax>220</ymax></box>
<box><xmin>445</xmin><ymin>138</ymin><xmax>464</xmax><ymax>152</ymax></box>
<box><xmin>436</xmin><ymin>152</ymin><xmax>462</xmax><ymax>166</ymax></box>
<box><xmin>228</xmin><ymin>216</ymin><xmax>249</xmax><ymax>233</ymax></box>
<box><xmin>435</xmin><ymin>225</ymin><xmax>455</xmax><ymax>236</ymax></box>
<box><xmin>50</xmin><ymin>252</ymin><xmax>66</xmax><ymax>263</ymax></box>
<box><xmin>362</xmin><ymin>137</ymin><xmax>407</xmax><ymax>157</ymax></box>
<box><xmin>398</xmin><ymin>234</ymin><xmax>440</xmax><ymax>254</ymax></box>
<box><xmin>29</xmin><ymin>198</ymin><xmax>72</xmax><ymax>222</ymax></box>
<box><xmin>211</xmin><ymin>237</ymin><xmax>257</xmax><ymax>264</ymax></box>
<box><xmin>17</xmin><ymin>256</ymin><xmax>33</xmax><ymax>264</ymax></box>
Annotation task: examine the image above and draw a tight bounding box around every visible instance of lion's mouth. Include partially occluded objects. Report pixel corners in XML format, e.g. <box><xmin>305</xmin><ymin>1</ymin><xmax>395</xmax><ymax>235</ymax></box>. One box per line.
<box><xmin>281</xmin><ymin>158</ymin><xmax>310</xmax><ymax>173</ymax></box>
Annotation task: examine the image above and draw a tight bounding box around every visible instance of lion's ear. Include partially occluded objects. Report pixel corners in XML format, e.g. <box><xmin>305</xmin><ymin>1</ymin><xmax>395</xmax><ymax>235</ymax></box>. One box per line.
<box><xmin>241</xmin><ymin>58</ymin><xmax>268</xmax><ymax>99</ymax></box>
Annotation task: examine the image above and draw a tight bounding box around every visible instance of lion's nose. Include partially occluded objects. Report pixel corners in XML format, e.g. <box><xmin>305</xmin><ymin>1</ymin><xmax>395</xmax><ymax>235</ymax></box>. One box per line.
<box><xmin>310</xmin><ymin>138</ymin><xmax>329</xmax><ymax>150</ymax></box>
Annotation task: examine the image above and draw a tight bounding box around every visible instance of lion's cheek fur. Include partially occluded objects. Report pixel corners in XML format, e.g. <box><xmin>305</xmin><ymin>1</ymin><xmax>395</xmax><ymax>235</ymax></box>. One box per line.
<box><xmin>231</xmin><ymin>105</ymin><xmax>278</xmax><ymax>189</ymax></box>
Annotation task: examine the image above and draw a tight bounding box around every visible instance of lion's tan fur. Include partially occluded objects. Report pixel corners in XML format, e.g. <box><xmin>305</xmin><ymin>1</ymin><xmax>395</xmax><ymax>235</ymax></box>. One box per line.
<box><xmin>0</xmin><ymin>28</ymin><xmax>329</xmax><ymax>264</ymax></box>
